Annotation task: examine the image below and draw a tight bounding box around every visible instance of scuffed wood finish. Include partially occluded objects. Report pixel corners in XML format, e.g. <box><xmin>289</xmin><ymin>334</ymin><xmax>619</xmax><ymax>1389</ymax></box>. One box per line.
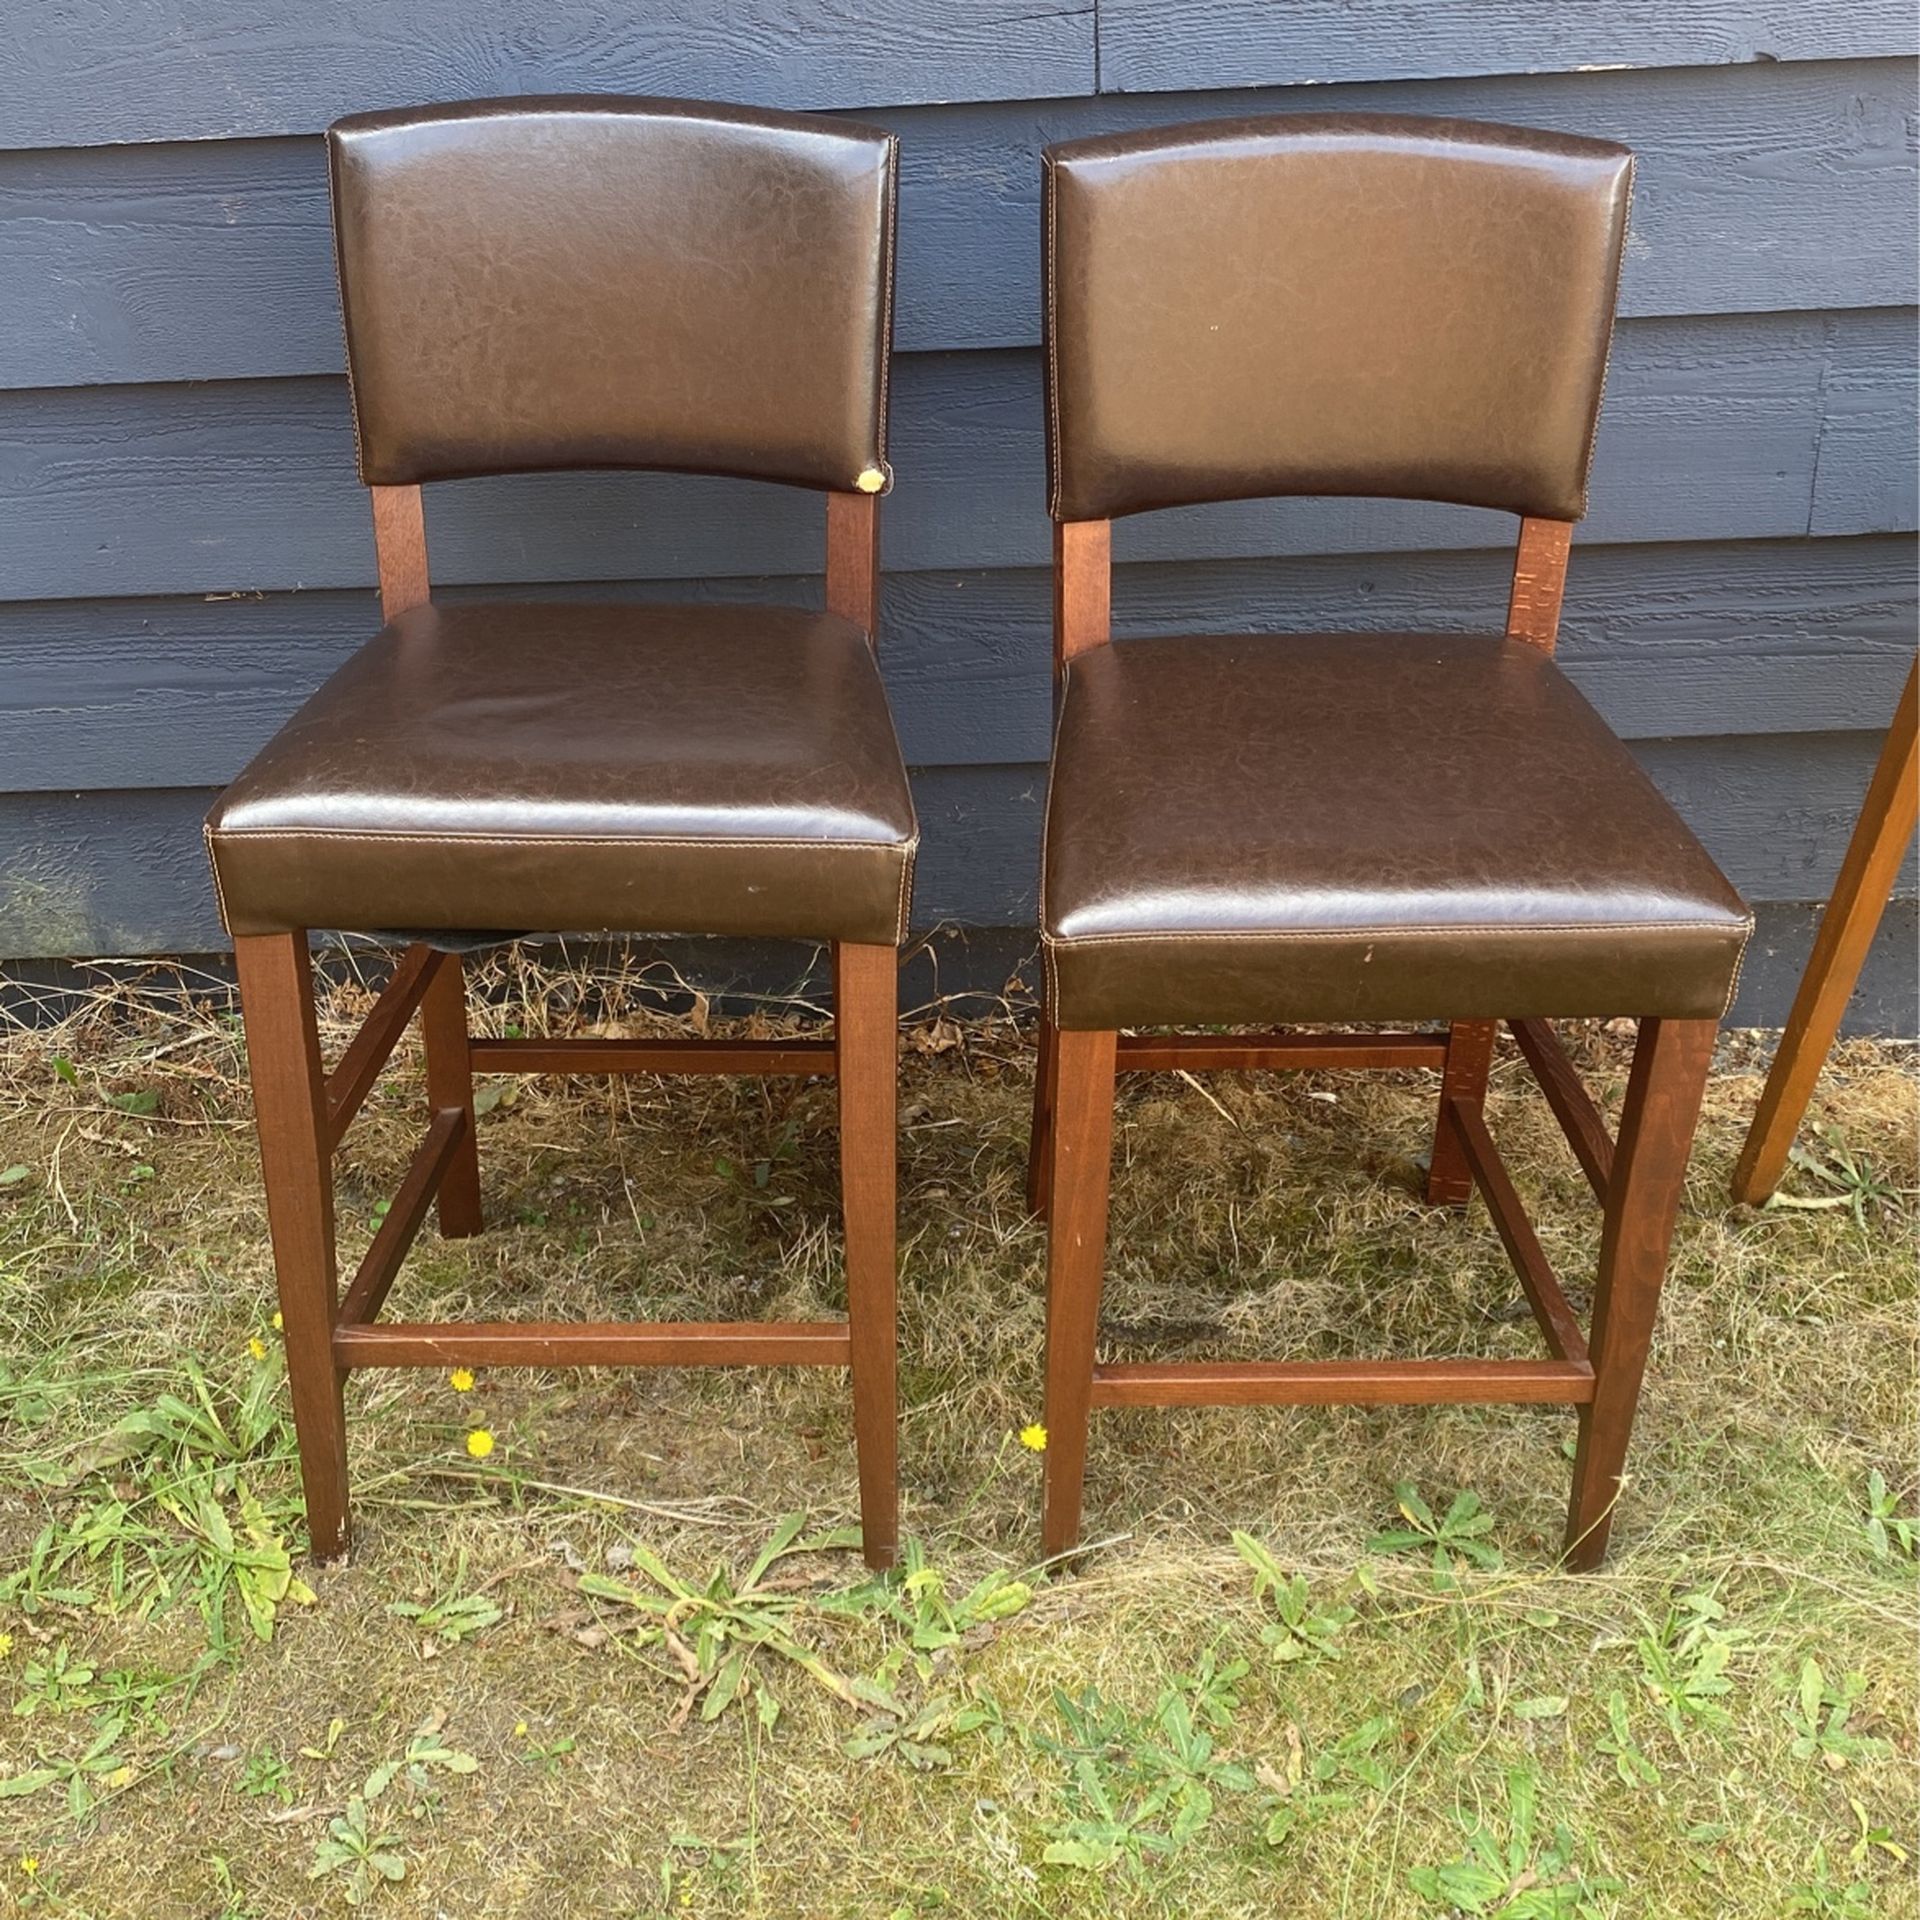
<box><xmin>419</xmin><ymin>953</ymin><xmax>482</xmax><ymax>1237</ymax></box>
<box><xmin>1040</xmin><ymin>1027</ymin><xmax>1117</xmax><ymax>1559</ymax></box>
<box><xmin>1566</xmin><ymin>1017</ymin><xmax>1716</xmax><ymax>1569</ymax></box>
<box><xmin>1506</xmin><ymin>515</ymin><xmax>1574</xmax><ymax>651</ymax></box>
<box><xmin>325</xmin><ymin>942</ymin><xmax>444</xmax><ymax>1150</ymax></box>
<box><xmin>1509</xmin><ymin>1017</ymin><xmax>1617</xmax><ymax>1201</ymax></box>
<box><xmin>1026</xmin><ymin>1004</ymin><xmax>1059</xmax><ymax>1217</ymax></box>
<box><xmin>1091</xmin><ymin>1358</ymin><xmax>1593</xmax><ymax>1407</ymax></box>
<box><xmin>233</xmin><ymin>931</ymin><xmax>350</xmax><ymax>1560</ymax></box>
<box><xmin>336</xmin><ymin>1106</ymin><xmax>469</xmax><ymax>1330</ymax></box>
<box><xmin>835</xmin><ymin>940</ymin><xmax>901</xmax><ymax>1569</ymax></box>
<box><xmin>370</xmin><ymin>483</ymin><xmax>428</xmax><ymax>620</ymax></box>
<box><xmin>825</xmin><ymin>490</ymin><xmax>881</xmax><ymax>641</ymax></box>
<box><xmin>469</xmin><ymin>1036</ymin><xmax>836</xmax><ymax>1075</ymax></box>
<box><xmin>1053</xmin><ymin>520</ymin><xmax>1111</xmax><ymax>672</ymax></box>
<box><xmin>336</xmin><ymin>1319</ymin><xmax>853</xmax><ymax>1369</ymax></box>
<box><xmin>1426</xmin><ymin>1019</ymin><xmax>1496</xmax><ymax>1206</ymax></box>
<box><xmin>1733</xmin><ymin>656</ymin><xmax>1920</xmax><ymax>1203</ymax></box>
<box><xmin>1444</xmin><ymin>1095</ymin><xmax>1591</xmax><ymax>1364</ymax></box>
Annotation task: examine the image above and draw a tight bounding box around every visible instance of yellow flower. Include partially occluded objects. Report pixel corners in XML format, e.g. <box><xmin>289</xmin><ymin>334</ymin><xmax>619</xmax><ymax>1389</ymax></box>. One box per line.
<box><xmin>0</xmin><ymin>1632</ymin><xmax>13</xmax><ymax>1659</ymax></box>
<box><xmin>1019</xmin><ymin>1423</ymin><xmax>1048</xmax><ymax>1453</ymax></box>
<box><xmin>271</xmin><ymin>1311</ymin><xmax>283</xmax><ymax>1331</ymax></box>
<box><xmin>513</xmin><ymin>1721</ymin><xmax>529</xmax><ymax>1738</ymax></box>
<box><xmin>106</xmin><ymin>1765</ymin><xmax>134</xmax><ymax>1790</ymax></box>
<box><xmin>19</xmin><ymin>1856</ymin><xmax>38</xmax><ymax>1876</ymax></box>
<box><xmin>449</xmin><ymin>1368</ymin><xmax>476</xmax><ymax>1392</ymax></box>
<box><xmin>465</xmin><ymin>1428</ymin><xmax>495</xmax><ymax>1460</ymax></box>
<box><xmin>248</xmin><ymin>1336</ymin><xmax>267</xmax><ymax>1361</ymax></box>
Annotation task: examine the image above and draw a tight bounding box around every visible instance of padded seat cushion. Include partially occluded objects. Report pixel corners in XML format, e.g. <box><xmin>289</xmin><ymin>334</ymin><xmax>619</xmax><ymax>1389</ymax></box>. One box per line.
<box><xmin>1042</xmin><ymin>633</ymin><xmax>1750</xmax><ymax>1029</ymax></box>
<box><xmin>207</xmin><ymin>602</ymin><xmax>917</xmax><ymax>944</ymax></box>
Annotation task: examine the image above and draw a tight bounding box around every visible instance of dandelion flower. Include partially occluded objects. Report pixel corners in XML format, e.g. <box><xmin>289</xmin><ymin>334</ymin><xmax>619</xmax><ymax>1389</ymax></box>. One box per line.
<box><xmin>1019</xmin><ymin>1423</ymin><xmax>1048</xmax><ymax>1453</ymax></box>
<box><xmin>271</xmin><ymin>1311</ymin><xmax>283</xmax><ymax>1331</ymax></box>
<box><xmin>466</xmin><ymin>1428</ymin><xmax>496</xmax><ymax>1460</ymax></box>
<box><xmin>247</xmin><ymin>1336</ymin><xmax>267</xmax><ymax>1361</ymax></box>
<box><xmin>19</xmin><ymin>1857</ymin><xmax>38</xmax><ymax>1877</ymax></box>
<box><xmin>0</xmin><ymin>1632</ymin><xmax>13</xmax><ymax>1659</ymax></box>
<box><xmin>449</xmin><ymin>1367</ymin><xmax>476</xmax><ymax>1392</ymax></box>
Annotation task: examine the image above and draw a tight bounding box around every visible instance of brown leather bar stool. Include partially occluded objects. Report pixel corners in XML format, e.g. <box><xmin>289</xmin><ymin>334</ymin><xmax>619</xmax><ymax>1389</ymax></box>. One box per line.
<box><xmin>206</xmin><ymin>98</ymin><xmax>912</xmax><ymax>1568</ymax></box>
<box><xmin>1028</xmin><ymin>114</ymin><xmax>1753</xmax><ymax>1569</ymax></box>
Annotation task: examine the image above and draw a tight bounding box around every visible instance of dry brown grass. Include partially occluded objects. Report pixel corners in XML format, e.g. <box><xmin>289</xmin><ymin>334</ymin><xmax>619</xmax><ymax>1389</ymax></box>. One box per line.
<box><xmin>0</xmin><ymin>952</ymin><xmax>1913</xmax><ymax>1919</ymax></box>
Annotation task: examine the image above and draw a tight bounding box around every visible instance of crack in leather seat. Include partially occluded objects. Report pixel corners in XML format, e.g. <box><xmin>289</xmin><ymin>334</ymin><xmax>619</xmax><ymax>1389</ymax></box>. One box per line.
<box><xmin>207</xmin><ymin>601</ymin><xmax>918</xmax><ymax>944</ymax></box>
<box><xmin>1042</xmin><ymin>631</ymin><xmax>1751</xmax><ymax>1030</ymax></box>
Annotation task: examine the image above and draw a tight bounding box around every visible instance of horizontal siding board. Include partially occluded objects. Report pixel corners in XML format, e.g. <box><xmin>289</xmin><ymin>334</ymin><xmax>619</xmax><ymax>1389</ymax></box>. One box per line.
<box><xmin>4</xmin><ymin>536</ymin><xmax>1914</xmax><ymax>790</ymax></box>
<box><xmin>6</xmin><ymin>59</ymin><xmax>1916</xmax><ymax>388</ymax></box>
<box><xmin>0</xmin><ymin>0</ymin><xmax>1094</xmax><ymax>151</ymax></box>
<box><xmin>5</xmin><ymin>730</ymin><xmax>1913</xmax><ymax>957</ymax></box>
<box><xmin>5</xmin><ymin>311</ymin><xmax>1912</xmax><ymax>605</ymax></box>
<box><xmin>1100</xmin><ymin>1</ymin><xmax>1917</xmax><ymax>93</ymax></box>
<box><xmin>1811</xmin><ymin>309</ymin><xmax>1920</xmax><ymax>534</ymax></box>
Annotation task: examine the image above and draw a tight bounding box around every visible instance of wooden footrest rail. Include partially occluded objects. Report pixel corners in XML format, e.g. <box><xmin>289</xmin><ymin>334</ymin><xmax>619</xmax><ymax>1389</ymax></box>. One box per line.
<box><xmin>468</xmin><ymin>1036</ymin><xmax>835</xmax><ymax>1076</ymax></box>
<box><xmin>1090</xmin><ymin>1357</ymin><xmax>1594</xmax><ymax>1407</ymax></box>
<box><xmin>1117</xmin><ymin>1029</ymin><xmax>1448</xmax><ymax>1072</ymax></box>
<box><xmin>333</xmin><ymin>1318</ymin><xmax>852</xmax><ymax>1369</ymax></box>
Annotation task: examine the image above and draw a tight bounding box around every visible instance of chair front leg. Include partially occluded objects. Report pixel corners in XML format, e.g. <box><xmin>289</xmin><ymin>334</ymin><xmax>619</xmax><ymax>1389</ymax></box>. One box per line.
<box><xmin>1565</xmin><ymin>1016</ymin><xmax>1716</xmax><ymax>1569</ymax></box>
<box><xmin>419</xmin><ymin>951</ymin><xmax>483</xmax><ymax>1237</ymax></box>
<box><xmin>835</xmin><ymin>941</ymin><xmax>900</xmax><ymax>1570</ymax></box>
<box><xmin>233</xmin><ymin>932</ymin><xmax>352</xmax><ymax>1562</ymax></box>
<box><xmin>1427</xmin><ymin>1018</ymin><xmax>1496</xmax><ymax>1205</ymax></box>
<box><xmin>1041</xmin><ymin>1027</ymin><xmax>1118</xmax><ymax>1559</ymax></box>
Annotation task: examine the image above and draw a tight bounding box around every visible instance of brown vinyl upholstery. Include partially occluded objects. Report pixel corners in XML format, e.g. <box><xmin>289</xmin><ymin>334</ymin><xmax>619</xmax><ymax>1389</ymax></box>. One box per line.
<box><xmin>209</xmin><ymin>99</ymin><xmax>913</xmax><ymax>951</ymax></box>
<box><xmin>1042</xmin><ymin>634</ymin><xmax>1750</xmax><ymax>1029</ymax></box>
<box><xmin>1044</xmin><ymin>114</ymin><xmax>1633</xmax><ymax>522</ymax></box>
<box><xmin>207</xmin><ymin>604</ymin><xmax>916</xmax><ymax>944</ymax></box>
<box><xmin>1038</xmin><ymin>112</ymin><xmax>1750</xmax><ymax>1034</ymax></box>
<box><xmin>331</xmin><ymin>97</ymin><xmax>897</xmax><ymax>490</ymax></box>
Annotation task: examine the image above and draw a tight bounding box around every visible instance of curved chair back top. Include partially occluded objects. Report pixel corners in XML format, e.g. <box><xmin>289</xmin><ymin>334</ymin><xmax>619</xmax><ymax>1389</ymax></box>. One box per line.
<box><xmin>330</xmin><ymin>96</ymin><xmax>897</xmax><ymax>492</ymax></box>
<box><xmin>1044</xmin><ymin>113</ymin><xmax>1633</xmax><ymax>523</ymax></box>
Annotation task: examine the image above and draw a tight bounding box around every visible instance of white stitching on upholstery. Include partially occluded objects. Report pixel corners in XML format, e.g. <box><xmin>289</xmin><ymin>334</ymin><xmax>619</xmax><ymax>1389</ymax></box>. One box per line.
<box><xmin>1720</xmin><ymin>912</ymin><xmax>1758</xmax><ymax>1019</ymax></box>
<box><xmin>202</xmin><ymin>819</ymin><xmax>234</xmax><ymax>935</ymax></box>
<box><xmin>1043</xmin><ymin>917</ymin><xmax>1756</xmax><ymax>948</ymax></box>
<box><xmin>212</xmin><ymin>830</ymin><xmax>913</xmax><ymax>851</ymax></box>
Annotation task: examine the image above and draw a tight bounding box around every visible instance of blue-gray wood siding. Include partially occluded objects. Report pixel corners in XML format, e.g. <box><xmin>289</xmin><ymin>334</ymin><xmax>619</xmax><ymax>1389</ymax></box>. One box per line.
<box><xmin>1</xmin><ymin>4</ymin><xmax>1915</xmax><ymax>1026</ymax></box>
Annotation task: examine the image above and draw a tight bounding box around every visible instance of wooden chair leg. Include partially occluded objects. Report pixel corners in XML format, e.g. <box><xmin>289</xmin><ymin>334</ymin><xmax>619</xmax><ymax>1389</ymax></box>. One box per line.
<box><xmin>1041</xmin><ymin>1028</ymin><xmax>1118</xmax><ymax>1560</ymax></box>
<box><xmin>1565</xmin><ymin>1016</ymin><xmax>1716</xmax><ymax>1569</ymax></box>
<box><xmin>233</xmin><ymin>932</ymin><xmax>351</xmax><ymax>1562</ymax></box>
<box><xmin>419</xmin><ymin>951</ymin><xmax>483</xmax><ymax>1237</ymax></box>
<box><xmin>835</xmin><ymin>941</ymin><xmax>899</xmax><ymax>1571</ymax></box>
<box><xmin>1427</xmin><ymin>1018</ymin><xmax>1496</xmax><ymax>1205</ymax></box>
<box><xmin>1026</xmin><ymin>1001</ymin><xmax>1060</xmax><ymax>1218</ymax></box>
<box><xmin>1732</xmin><ymin>658</ymin><xmax>1918</xmax><ymax>1205</ymax></box>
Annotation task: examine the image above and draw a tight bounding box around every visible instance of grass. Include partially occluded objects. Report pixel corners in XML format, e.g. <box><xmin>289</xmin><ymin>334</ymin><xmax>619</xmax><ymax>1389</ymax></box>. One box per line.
<box><xmin>0</xmin><ymin>950</ymin><xmax>1913</xmax><ymax>1919</ymax></box>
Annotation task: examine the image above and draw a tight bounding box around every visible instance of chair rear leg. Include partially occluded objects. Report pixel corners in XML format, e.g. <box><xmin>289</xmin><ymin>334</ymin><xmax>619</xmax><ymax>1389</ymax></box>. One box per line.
<box><xmin>1026</xmin><ymin>1002</ymin><xmax>1060</xmax><ymax>1218</ymax></box>
<box><xmin>836</xmin><ymin>941</ymin><xmax>900</xmax><ymax>1571</ymax></box>
<box><xmin>1427</xmin><ymin>1018</ymin><xmax>1496</xmax><ymax>1206</ymax></box>
<box><xmin>233</xmin><ymin>932</ymin><xmax>351</xmax><ymax>1562</ymax></box>
<box><xmin>1041</xmin><ymin>1028</ymin><xmax>1118</xmax><ymax>1560</ymax></box>
<box><xmin>420</xmin><ymin>952</ymin><xmax>483</xmax><ymax>1237</ymax></box>
<box><xmin>1565</xmin><ymin>1017</ymin><xmax>1716</xmax><ymax>1570</ymax></box>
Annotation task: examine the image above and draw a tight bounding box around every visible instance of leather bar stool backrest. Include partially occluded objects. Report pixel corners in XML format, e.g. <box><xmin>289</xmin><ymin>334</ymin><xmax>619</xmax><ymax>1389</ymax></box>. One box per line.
<box><xmin>330</xmin><ymin>96</ymin><xmax>897</xmax><ymax>491</ymax></box>
<box><xmin>1043</xmin><ymin>113</ymin><xmax>1632</xmax><ymax>522</ymax></box>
